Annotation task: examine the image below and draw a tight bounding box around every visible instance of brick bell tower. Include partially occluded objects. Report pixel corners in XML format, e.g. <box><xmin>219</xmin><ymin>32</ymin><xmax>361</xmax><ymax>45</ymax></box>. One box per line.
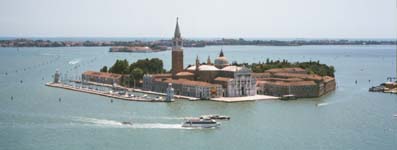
<box><xmin>171</xmin><ymin>17</ymin><xmax>184</xmax><ymax>79</ymax></box>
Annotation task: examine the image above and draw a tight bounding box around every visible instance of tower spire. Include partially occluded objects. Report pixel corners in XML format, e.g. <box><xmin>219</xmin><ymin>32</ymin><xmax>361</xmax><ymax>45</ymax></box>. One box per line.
<box><xmin>207</xmin><ymin>56</ymin><xmax>211</xmax><ymax>65</ymax></box>
<box><xmin>196</xmin><ymin>55</ymin><xmax>200</xmax><ymax>67</ymax></box>
<box><xmin>174</xmin><ymin>17</ymin><xmax>181</xmax><ymax>38</ymax></box>
<box><xmin>171</xmin><ymin>17</ymin><xmax>184</xmax><ymax>79</ymax></box>
<box><xmin>219</xmin><ymin>49</ymin><xmax>224</xmax><ymax>57</ymax></box>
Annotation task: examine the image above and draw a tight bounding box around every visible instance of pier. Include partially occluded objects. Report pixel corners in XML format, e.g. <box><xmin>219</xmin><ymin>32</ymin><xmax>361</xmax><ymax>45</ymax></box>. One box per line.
<box><xmin>69</xmin><ymin>80</ymin><xmax>199</xmax><ymax>100</ymax></box>
<box><xmin>46</xmin><ymin>81</ymin><xmax>280</xmax><ymax>102</ymax></box>
<box><xmin>210</xmin><ymin>95</ymin><xmax>279</xmax><ymax>102</ymax></box>
<box><xmin>45</xmin><ymin>82</ymin><xmax>173</xmax><ymax>102</ymax></box>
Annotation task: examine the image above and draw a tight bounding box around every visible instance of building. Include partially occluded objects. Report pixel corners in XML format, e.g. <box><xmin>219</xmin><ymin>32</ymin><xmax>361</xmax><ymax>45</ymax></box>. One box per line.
<box><xmin>142</xmin><ymin>18</ymin><xmax>335</xmax><ymax>99</ymax></box>
<box><xmin>53</xmin><ymin>70</ymin><xmax>61</xmax><ymax>83</ymax></box>
<box><xmin>82</xmin><ymin>71</ymin><xmax>123</xmax><ymax>85</ymax></box>
<box><xmin>143</xmin><ymin>18</ymin><xmax>257</xmax><ymax>99</ymax></box>
<box><xmin>143</xmin><ymin>76</ymin><xmax>223</xmax><ymax>99</ymax></box>
<box><xmin>171</xmin><ymin>18</ymin><xmax>184</xmax><ymax>79</ymax></box>
<box><xmin>255</xmin><ymin>68</ymin><xmax>336</xmax><ymax>98</ymax></box>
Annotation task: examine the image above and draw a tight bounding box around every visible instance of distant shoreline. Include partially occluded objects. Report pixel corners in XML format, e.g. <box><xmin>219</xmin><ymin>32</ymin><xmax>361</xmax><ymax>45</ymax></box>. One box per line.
<box><xmin>1</xmin><ymin>38</ymin><xmax>395</xmax><ymax>48</ymax></box>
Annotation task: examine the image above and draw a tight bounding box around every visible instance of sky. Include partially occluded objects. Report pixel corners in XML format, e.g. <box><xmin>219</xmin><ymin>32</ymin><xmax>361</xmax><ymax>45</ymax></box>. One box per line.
<box><xmin>0</xmin><ymin>0</ymin><xmax>396</xmax><ymax>39</ymax></box>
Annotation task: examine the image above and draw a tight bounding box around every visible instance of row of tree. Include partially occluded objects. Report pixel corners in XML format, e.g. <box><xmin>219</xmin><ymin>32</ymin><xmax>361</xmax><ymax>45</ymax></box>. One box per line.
<box><xmin>233</xmin><ymin>59</ymin><xmax>335</xmax><ymax>77</ymax></box>
<box><xmin>100</xmin><ymin>58</ymin><xmax>165</xmax><ymax>87</ymax></box>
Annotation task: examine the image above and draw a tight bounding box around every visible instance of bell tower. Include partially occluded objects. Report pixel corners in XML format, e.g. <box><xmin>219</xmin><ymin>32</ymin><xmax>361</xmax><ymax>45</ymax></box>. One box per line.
<box><xmin>171</xmin><ymin>17</ymin><xmax>184</xmax><ymax>79</ymax></box>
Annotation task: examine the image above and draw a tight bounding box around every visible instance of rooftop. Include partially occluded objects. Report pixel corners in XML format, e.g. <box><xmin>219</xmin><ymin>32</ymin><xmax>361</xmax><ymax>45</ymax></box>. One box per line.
<box><xmin>214</xmin><ymin>77</ymin><xmax>233</xmax><ymax>82</ymax></box>
<box><xmin>160</xmin><ymin>78</ymin><xmax>221</xmax><ymax>87</ymax></box>
<box><xmin>265</xmin><ymin>67</ymin><xmax>307</xmax><ymax>74</ymax></box>
<box><xmin>273</xmin><ymin>73</ymin><xmax>324</xmax><ymax>81</ymax></box>
<box><xmin>257</xmin><ymin>77</ymin><xmax>304</xmax><ymax>82</ymax></box>
<box><xmin>150</xmin><ymin>73</ymin><xmax>172</xmax><ymax>78</ymax></box>
<box><xmin>187</xmin><ymin>65</ymin><xmax>219</xmax><ymax>71</ymax></box>
<box><xmin>221</xmin><ymin>65</ymin><xmax>242</xmax><ymax>72</ymax></box>
<box><xmin>83</xmin><ymin>71</ymin><xmax>122</xmax><ymax>79</ymax></box>
<box><xmin>176</xmin><ymin>71</ymin><xmax>194</xmax><ymax>76</ymax></box>
<box><xmin>257</xmin><ymin>80</ymin><xmax>317</xmax><ymax>86</ymax></box>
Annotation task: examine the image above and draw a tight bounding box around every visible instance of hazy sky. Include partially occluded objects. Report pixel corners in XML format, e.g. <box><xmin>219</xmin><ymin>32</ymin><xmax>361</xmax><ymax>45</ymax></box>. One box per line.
<box><xmin>0</xmin><ymin>0</ymin><xmax>396</xmax><ymax>38</ymax></box>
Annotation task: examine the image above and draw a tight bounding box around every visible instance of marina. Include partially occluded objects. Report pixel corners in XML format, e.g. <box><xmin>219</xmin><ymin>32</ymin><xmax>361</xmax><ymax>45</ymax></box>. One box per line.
<box><xmin>46</xmin><ymin>81</ymin><xmax>279</xmax><ymax>102</ymax></box>
<box><xmin>45</xmin><ymin>82</ymin><xmax>172</xmax><ymax>102</ymax></box>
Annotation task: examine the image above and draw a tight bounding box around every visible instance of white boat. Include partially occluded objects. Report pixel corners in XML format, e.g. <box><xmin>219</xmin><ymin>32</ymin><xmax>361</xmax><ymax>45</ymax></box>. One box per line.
<box><xmin>280</xmin><ymin>94</ymin><xmax>297</xmax><ymax>100</ymax></box>
<box><xmin>200</xmin><ymin>114</ymin><xmax>230</xmax><ymax>120</ymax></box>
<box><xmin>154</xmin><ymin>96</ymin><xmax>163</xmax><ymax>101</ymax></box>
<box><xmin>121</xmin><ymin>121</ymin><xmax>133</xmax><ymax>125</ymax></box>
<box><xmin>182</xmin><ymin>118</ymin><xmax>220</xmax><ymax>128</ymax></box>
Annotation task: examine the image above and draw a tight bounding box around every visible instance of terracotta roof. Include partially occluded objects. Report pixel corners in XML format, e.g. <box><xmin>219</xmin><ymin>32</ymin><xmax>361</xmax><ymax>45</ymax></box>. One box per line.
<box><xmin>161</xmin><ymin>78</ymin><xmax>221</xmax><ymax>87</ymax></box>
<box><xmin>251</xmin><ymin>72</ymin><xmax>271</xmax><ymax>77</ymax></box>
<box><xmin>257</xmin><ymin>77</ymin><xmax>303</xmax><ymax>82</ymax></box>
<box><xmin>83</xmin><ymin>71</ymin><xmax>122</xmax><ymax>79</ymax></box>
<box><xmin>265</xmin><ymin>68</ymin><xmax>307</xmax><ymax>74</ymax></box>
<box><xmin>176</xmin><ymin>72</ymin><xmax>194</xmax><ymax>76</ymax></box>
<box><xmin>257</xmin><ymin>80</ymin><xmax>316</xmax><ymax>86</ymax></box>
<box><xmin>151</xmin><ymin>73</ymin><xmax>172</xmax><ymax>78</ymax></box>
<box><xmin>323</xmin><ymin>76</ymin><xmax>335</xmax><ymax>82</ymax></box>
<box><xmin>273</xmin><ymin>73</ymin><xmax>323</xmax><ymax>81</ymax></box>
<box><xmin>214</xmin><ymin>77</ymin><xmax>233</xmax><ymax>82</ymax></box>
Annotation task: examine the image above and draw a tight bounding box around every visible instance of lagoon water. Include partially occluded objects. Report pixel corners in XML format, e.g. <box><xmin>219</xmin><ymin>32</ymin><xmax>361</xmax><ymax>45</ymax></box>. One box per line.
<box><xmin>0</xmin><ymin>45</ymin><xmax>396</xmax><ymax>150</ymax></box>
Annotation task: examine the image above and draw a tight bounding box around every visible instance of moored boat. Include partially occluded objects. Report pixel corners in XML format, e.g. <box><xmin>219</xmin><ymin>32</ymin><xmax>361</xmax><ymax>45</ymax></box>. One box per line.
<box><xmin>200</xmin><ymin>114</ymin><xmax>230</xmax><ymax>120</ymax></box>
<box><xmin>121</xmin><ymin>121</ymin><xmax>133</xmax><ymax>125</ymax></box>
<box><xmin>280</xmin><ymin>94</ymin><xmax>297</xmax><ymax>100</ymax></box>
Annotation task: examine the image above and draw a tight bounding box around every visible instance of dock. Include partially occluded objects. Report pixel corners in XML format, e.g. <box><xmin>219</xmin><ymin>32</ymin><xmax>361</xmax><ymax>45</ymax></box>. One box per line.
<box><xmin>210</xmin><ymin>95</ymin><xmax>279</xmax><ymax>102</ymax></box>
<box><xmin>45</xmin><ymin>82</ymin><xmax>172</xmax><ymax>102</ymax></box>
<box><xmin>132</xmin><ymin>88</ymin><xmax>199</xmax><ymax>100</ymax></box>
<box><xmin>69</xmin><ymin>80</ymin><xmax>199</xmax><ymax>100</ymax></box>
<box><xmin>47</xmin><ymin>81</ymin><xmax>279</xmax><ymax>103</ymax></box>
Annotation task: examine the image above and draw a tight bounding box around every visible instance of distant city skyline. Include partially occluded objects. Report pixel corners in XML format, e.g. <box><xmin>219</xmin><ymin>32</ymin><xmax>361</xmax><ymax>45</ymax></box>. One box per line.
<box><xmin>0</xmin><ymin>0</ymin><xmax>396</xmax><ymax>38</ymax></box>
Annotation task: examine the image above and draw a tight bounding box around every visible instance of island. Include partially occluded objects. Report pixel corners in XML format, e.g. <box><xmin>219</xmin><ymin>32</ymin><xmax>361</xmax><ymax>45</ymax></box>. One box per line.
<box><xmin>109</xmin><ymin>45</ymin><xmax>168</xmax><ymax>53</ymax></box>
<box><xmin>45</xmin><ymin>18</ymin><xmax>337</xmax><ymax>102</ymax></box>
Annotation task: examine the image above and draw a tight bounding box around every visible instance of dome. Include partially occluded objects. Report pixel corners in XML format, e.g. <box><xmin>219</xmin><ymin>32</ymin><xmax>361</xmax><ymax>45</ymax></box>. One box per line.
<box><xmin>214</xmin><ymin>49</ymin><xmax>229</xmax><ymax>68</ymax></box>
<box><xmin>221</xmin><ymin>65</ymin><xmax>241</xmax><ymax>72</ymax></box>
<box><xmin>215</xmin><ymin>57</ymin><xmax>229</xmax><ymax>67</ymax></box>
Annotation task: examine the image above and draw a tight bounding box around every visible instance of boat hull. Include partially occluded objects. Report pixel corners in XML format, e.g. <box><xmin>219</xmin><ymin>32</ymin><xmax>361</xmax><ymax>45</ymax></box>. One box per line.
<box><xmin>182</xmin><ymin>123</ymin><xmax>220</xmax><ymax>128</ymax></box>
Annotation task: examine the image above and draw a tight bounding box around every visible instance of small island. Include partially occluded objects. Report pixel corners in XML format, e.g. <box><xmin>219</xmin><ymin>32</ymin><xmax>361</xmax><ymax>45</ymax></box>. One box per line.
<box><xmin>46</xmin><ymin>18</ymin><xmax>337</xmax><ymax>102</ymax></box>
<box><xmin>109</xmin><ymin>45</ymin><xmax>168</xmax><ymax>53</ymax></box>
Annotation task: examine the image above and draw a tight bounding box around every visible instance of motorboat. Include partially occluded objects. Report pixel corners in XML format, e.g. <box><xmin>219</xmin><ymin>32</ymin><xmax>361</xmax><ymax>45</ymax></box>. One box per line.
<box><xmin>200</xmin><ymin>114</ymin><xmax>230</xmax><ymax>120</ymax></box>
<box><xmin>182</xmin><ymin>118</ymin><xmax>220</xmax><ymax>128</ymax></box>
<box><xmin>121</xmin><ymin>121</ymin><xmax>133</xmax><ymax>125</ymax></box>
<box><xmin>280</xmin><ymin>94</ymin><xmax>297</xmax><ymax>100</ymax></box>
<box><xmin>154</xmin><ymin>96</ymin><xmax>163</xmax><ymax>101</ymax></box>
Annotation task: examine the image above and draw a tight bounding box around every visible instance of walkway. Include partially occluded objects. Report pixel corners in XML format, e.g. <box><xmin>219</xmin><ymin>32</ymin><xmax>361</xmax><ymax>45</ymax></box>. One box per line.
<box><xmin>210</xmin><ymin>95</ymin><xmax>279</xmax><ymax>102</ymax></box>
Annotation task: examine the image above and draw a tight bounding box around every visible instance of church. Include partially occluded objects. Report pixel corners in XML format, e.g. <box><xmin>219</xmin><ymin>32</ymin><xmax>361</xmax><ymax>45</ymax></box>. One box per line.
<box><xmin>143</xmin><ymin>18</ymin><xmax>257</xmax><ymax>99</ymax></box>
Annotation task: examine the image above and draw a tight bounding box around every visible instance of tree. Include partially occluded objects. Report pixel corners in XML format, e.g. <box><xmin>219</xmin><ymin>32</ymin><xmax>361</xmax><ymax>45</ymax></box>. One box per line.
<box><xmin>129</xmin><ymin>68</ymin><xmax>144</xmax><ymax>87</ymax></box>
<box><xmin>100</xmin><ymin>66</ymin><xmax>108</xmax><ymax>72</ymax></box>
<box><xmin>109</xmin><ymin>59</ymin><xmax>129</xmax><ymax>74</ymax></box>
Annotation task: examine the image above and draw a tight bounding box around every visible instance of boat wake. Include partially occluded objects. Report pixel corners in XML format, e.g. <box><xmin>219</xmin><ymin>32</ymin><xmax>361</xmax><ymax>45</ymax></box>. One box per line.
<box><xmin>316</xmin><ymin>102</ymin><xmax>330</xmax><ymax>107</ymax></box>
<box><xmin>131</xmin><ymin>116</ymin><xmax>191</xmax><ymax>120</ymax></box>
<box><xmin>72</xmin><ymin>117</ymin><xmax>189</xmax><ymax>129</ymax></box>
<box><xmin>40</xmin><ymin>53</ymin><xmax>57</xmax><ymax>56</ymax></box>
<box><xmin>68</xmin><ymin>59</ymin><xmax>81</xmax><ymax>65</ymax></box>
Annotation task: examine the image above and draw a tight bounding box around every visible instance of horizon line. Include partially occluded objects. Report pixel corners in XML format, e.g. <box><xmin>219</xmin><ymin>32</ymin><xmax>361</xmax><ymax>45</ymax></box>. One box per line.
<box><xmin>1</xmin><ymin>36</ymin><xmax>396</xmax><ymax>40</ymax></box>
